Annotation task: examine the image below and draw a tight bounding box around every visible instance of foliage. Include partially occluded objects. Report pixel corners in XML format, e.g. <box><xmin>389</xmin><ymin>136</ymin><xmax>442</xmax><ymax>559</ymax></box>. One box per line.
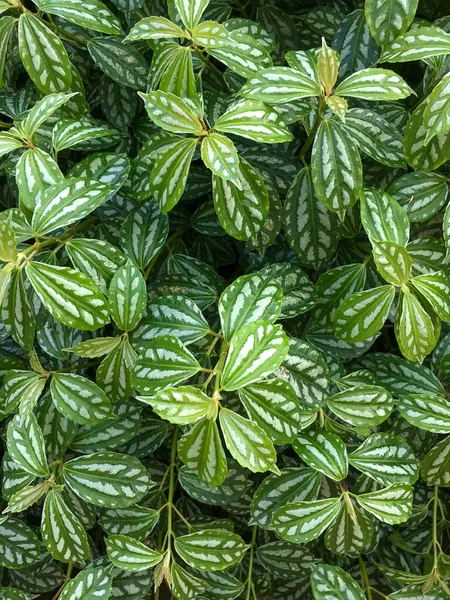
<box><xmin>0</xmin><ymin>0</ymin><xmax>450</xmax><ymax>599</ymax></box>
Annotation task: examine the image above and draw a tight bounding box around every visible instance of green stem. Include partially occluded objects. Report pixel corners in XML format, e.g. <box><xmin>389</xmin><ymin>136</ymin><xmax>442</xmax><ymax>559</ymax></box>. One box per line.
<box><xmin>143</xmin><ymin>225</ymin><xmax>189</xmax><ymax>282</ymax></box>
<box><xmin>433</xmin><ymin>485</ymin><xmax>439</xmax><ymax>569</ymax></box>
<box><xmin>51</xmin><ymin>562</ymin><xmax>73</xmax><ymax>600</ymax></box>
<box><xmin>166</xmin><ymin>427</ymin><xmax>179</xmax><ymax>552</ymax></box>
<box><xmin>358</xmin><ymin>556</ymin><xmax>372</xmax><ymax>600</ymax></box>
<box><xmin>245</xmin><ymin>526</ymin><xmax>258</xmax><ymax>600</ymax></box>
<box><xmin>298</xmin><ymin>96</ymin><xmax>326</xmax><ymax>166</ymax></box>
<box><xmin>192</xmin><ymin>46</ymin><xmax>224</xmax><ymax>79</ymax></box>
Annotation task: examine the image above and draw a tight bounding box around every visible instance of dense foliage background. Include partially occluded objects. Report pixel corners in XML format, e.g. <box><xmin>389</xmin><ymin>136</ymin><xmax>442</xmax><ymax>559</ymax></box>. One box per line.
<box><xmin>1</xmin><ymin>0</ymin><xmax>450</xmax><ymax>598</ymax></box>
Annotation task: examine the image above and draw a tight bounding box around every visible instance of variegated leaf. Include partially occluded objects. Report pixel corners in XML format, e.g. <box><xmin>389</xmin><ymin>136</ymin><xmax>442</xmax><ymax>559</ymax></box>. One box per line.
<box><xmin>240</xmin><ymin>67</ymin><xmax>322</xmax><ymax>104</ymax></box>
<box><xmin>395</xmin><ymin>289</ymin><xmax>436</xmax><ymax>363</ymax></box>
<box><xmin>174</xmin><ymin>529</ymin><xmax>248</xmax><ymax>572</ymax></box>
<box><xmin>336</xmin><ymin>68</ymin><xmax>412</xmax><ymax>101</ymax></box>
<box><xmin>381</xmin><ymin>26</ymin><xmax>450</xmax><ymax>63</ymax></box>
<box><xmin>51</xmin><ymin>373</ymin><xmax>113</xmax><ymax>425</ymax></box>
<box><xmin>327</xmin><ymin>385</ymin><xmax>394</xmax><ymax>427</ymax></box>
<box><xmin>106</xmin><ymin>534</ymin><xmax>164</xmax><ymax>571</ymax></box>
<box><xmin>355</xmin><ymin>483</ymin><xmax>413</xmax><ymax>524</ymax></box>
<box><xmin>201</xmin><ymin>133</ymin><xmax>240</xmax><ymax>186</ymax></box>
<box><xmin>138</xmin><ymin>386</ymin><xmax>215</xmax><ymax>425</ymax></box>
<box><xmin>292</xmin><ymin>430</ymin><xmax>348</xmax><ymax>481</ymax></box>
<box><xmin>397</xmin><ymin>394</ymin><xmax>450</xmax><ymax>433</ymax></box>
<box><xmin>272</xmin><ymin>497</ymin><xmax>341</xmax><ymax>543</ymax></box>
<box><xmin>6</xmin><ymin>413</ymin><xmax>48</xmax><ymax>478</ymax></box>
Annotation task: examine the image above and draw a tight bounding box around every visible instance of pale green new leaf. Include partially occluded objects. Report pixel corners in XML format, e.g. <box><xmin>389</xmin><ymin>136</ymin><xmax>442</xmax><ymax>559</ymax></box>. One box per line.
<box><xmin>372</xmin><ymin>240</ymin><xmax>412</xmax><ymax>286</ymax></box>
<box><xmin>6</xmin><ymin>413</ymin><xmax>48</xmax><ymax>477</ymax></box>
<box><xmin>50</xmin><ymin>373</ymin><xmax>113</xmax><ymax>425</ymax></box>
<box><xmin>201</xmin><ymin>133</ymin><xmax>240</xmax><ymax>186</ymax></box>
<box><xmin>15</xmin><ymin>148</ymin><xmax>63</xmax><ymax>211</ymax></box>
<box><xmin>240</xmin><ymin>67</ymin><xmax>322</xmax><ymax>104</ymax></box>
<box><xmin>139</xmin><ymin>90</ymin><xmax>203</xmax><ymax>135</ymax></box>
<box><xmin>221</xmin><ymin>320</ymin><xmax>289</xmax><ymax>390</ymax></box>
<box><xmin>272</xmin><ymin>497</ymin><xmax>341</xmax><ymax>543</ymax></box>
<box><xmin>18</xmin><ymin>12</ymin><xmax>72</xmax><ymax>93</ymax></box>
<box><xmin>22</xmin><ymin>92</ymin><xmax>76</xmax><ymax>139</ymax></box>
<box><xmin>335</xmin><ymin>68</ymin><xmax>412</xmax><ymax>101</ymax></box>
<box><xmin>360</xmin><ymin>188</ymin><xmax>410</xmax><ymax>246</ymax></box>
<box><xmin>42</xmin><ymin>490</ymin><xmax>90</xmax><ymax>563</ymax></box>
<box><xmin>131</xmin><ymin>335</ymin><xmax>201</xmax><ymax>394</ymax></box>
<box><xmin>395</xmin><ymin>290</ymin><xmax>436</xmax><ymax>363</ymax></box>
<box><xmin>108</xmin><ymin>260</ymin><xmax>146</xmax><ymax>331</ymax></box>
<box><xmin>106</xmin><ymin>534</ymin><xmax>164</xmax><ymax>571</ymax></box>
<box><xmin>0</xmin><ymin>132</ymin><xmax>25</xmax><ymax>157</ymax></box>
<box><xmin>334</xmin><ymin>285</ymin><xmax>395</xmax><ymax>343</ymax></box>
<box><xmin>355</xmin><ymin>483</ymin><xmax>413</xmax><ymax>524</ymax></box>
<box><xmin>5</xmin><ymin>483</ymin><xmax>49</xmax><ymax>514</ymax></box>
<box><xmin>219</xmin><ymin>408</ymin><xmax>278</xmax><ymax>474</ymax></box>
<box><xmin>397</xmin><ymin>394</ymin><xmax>450</xmax><ymax>433</ymax></box>
<box><xmin>292</xmin><ymin>430</ymin><xmax>348</xmax><ymax>481</ymax></box>
<box><xmin>409</xmin><ymin>271</ymin><xmax>450</xmax><ymax>322</ymax></box>
<box><xmin>138</xmin><ymin>386</ymin><xmax>215</xmax><ymax>425</ymax></box>
<box><xmin>349</xmin><ymin>434</ymin><xmax>419</xmax><ymax>485</ymax></box>
<box><xmin>127</xmin><ymin>16</ymin><xmax>187</xmax><ymax>40</ymax></box>
<box><xmin>70</xmin><ymin>336</ymin><xmax>122</xmax><ymax>358</ymax></box>
<box><xmin>311</xmin><ymin>564</ymin><xmax>365</xmax><ymax>600</ymax></box>
<box><xmin>25</xmin><ymin>262</ymin><xmax>110</xmax><ymax>331</ymax></box>
<box><xmin>174</xmin><ymin>529</ymin><xmax>248</xmax><ymax>572</ymax></box>
<box><xmin>327</xmin><ymin>385</ymin><xmax>394</xmax><ymax>427</ymax></box>
<box><xmin>174</xmin><ymin>0</ymin><xmax>210</xmax><ymax>29</ymax></box>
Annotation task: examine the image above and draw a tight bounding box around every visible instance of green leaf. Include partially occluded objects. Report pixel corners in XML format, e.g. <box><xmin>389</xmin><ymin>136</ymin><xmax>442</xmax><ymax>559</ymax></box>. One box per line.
<box><xmin>259</xmin><ymin>263</ymin><xmax>317</xmax><ymax>319</ymax></box>
<box><xmin>0</xmin><ymin>132</ymin><xmax>25</xmax><ymax>157</ymax></box>
<box><xmin>15</xmin><ymin>148</ymin><xmax>63</xmax><ymax>211</ymax></box>
<box><xmin>42</xmin><ymin>490</ymin><xmax>90</xmax><ymax>563</ymax></box>
<box><xmin>178</xmin><ymin>417</ymin><xmax>227</xmax><ymax>485</ymax></box>
<box><xmin>333</xmin><ymin>10</ymin><xmax>379</xmax><ymax>79</ymax></box>
<box><xmin>397</xmin><ymin>394</ymin><xmax>450</xmax><ymax>434</ymax></box>
<box><xmin>327</xmin><ymin>385</ymin><xmax>394</xmax><ymax>427</ymax></box>
<box><xmin>108</xmin><ymin>260</ymin><xmax>146</xmax><ymax>331</ymax></box>
<box><xmin>50</xmin><ymin>372</ymin><xmax>113</xmax><ymax>425</ymax></box>
<box><xmin>335</xmin><ymin>68</ymin><xmax>412</xmax><ymax>101</ymax></box>
<box><xmin>132</xmin><ymin>294</ymin><xmax>210</xmax><ymax>350</ymax></box>
<box><xmin>349</xmin><ymin>434</ymin><xmax>419</xmax><ymax>485</ymax></box>
<box><xmin>5</xmin><ymin>482</ymin><xmax>50</xmax><ymax>514</ymax></box>
<box><xmin>387</xmin><ymin>171</ymin><xmax>448</xmax><ymax>223</ymax></box>
<box><xmin>395</xmin><ymin>289</ymin><xmax>436</xmax><ymax>363</ymax></box>
<box><xmin>212</xmin><ymin>158</ymin><xmax>269</xmax><ymax>241</ymax></box>
<box><xmin>70</xmin><ymin>336</ymin><xmax>122</xmax><ymax>358</ymax></box>
<box><xmin>3</xmin><ymin>370</ymin><xmax>46</xmax><ymax>419</ymax></box>
<box><xmin>334</xmin><ymin>285</ymin><xmax>395</xmax><ymax>343</ymax></box>
<box><xmin>277</xmin><ymin>338</ymin><xmax>329</xmax><ymax>410</ymax></box>
<box><xmin>18</xmin><ymin>12</ymin><xmax>72</xmax><ymax>93</ymax></box>
<box><xmin>238</xmin><ymin>379</ymin><xmax>300</xmax><ymax>444</ymax></box>
<box><xmin>39</xmin><ymin>0</ymin><xmax>122</xmax><ymax>34</ymax></box>
<box><xmin>257</xmin><ymin>540</ymin><xmax>315</xmax><ymax>579</ymax></box>
<box><xmin>356</xmin><ymin>483</ymin><xmax>413</xmax><ymax>524</ymax></box>
<box><xmin>324</xmin><ymin>502</ymin><xmax>375</xmax><ymax>557</ymax></box>
<box><xmin>0</xmin><ymin>517</ymin><xmax>40</xmax><ymax>568</ymax></box>
<box><xmin>87</xmin><ymin>37</ymin><xmax>148</xmax><ymax>90</ymax></box>
<box><xmin>250</xmin><ymin>467</ymin><xmax>321</xmax><ymax>528</ymax></box>
<box><xmin>311</xmin><ymin>118</ymin><xmax>362</xmax><ymax>220</ymax></box>
<box><xmin>191</xmin><ymin>20</ymin><xmax>228</xmax><ymax>47</ymax></box>
<box><xmin>207</xmin><ymin>31</ymin><xmax>272</xmax><ymax>78</ymax></box>
<box><xmin>139</xmin><ymin>386</ymin><xmax>215</xmax><ymax>425</ymax></box>
<box><xmin>422</xmin><ymin>72</ymin><xmax>450</xmax><ymax>144</ymax></box>
<box><xmin>174</xmin><ymin>0</ymin><xmax>210</xmax><ymax>29</ymax></box>
<box><xmin>240</xmin><ymin>67</ymin><xmax>322</xmax><ymax>104</ymax></box>
<box><xmin>409</xmin><ymin>271</ymin><xmax>450</xmax><ymax>322</ymax></box>
<box><xmin>63</xmin><ymin>452</ymin><xmax>152</xmax><ymax>508</ymax></box>
<box><xmin>22</xmin><ymin>92</ymin><xmax>76</xmax><ymax>139</ymax></box>
<box><xmin>150</xmin><ymin>137</ymin><xmax>197</xmax><ymax>213</ymax></box>
<box><xmin>7</xmin><ymin>413</ymin><xmax>48</xmax><ymax>478</ymax></box>
<box><xmin>381</xmin><ymin>26</ymin><xmax>450</xmax><ymax>63</ymax></box>
<box><xmin>218</xmin><ymin>273</ymin><xmax>282</xmax><ymax>341</ymax></box>
<box><xmin>421</xmin><ymin>435</ymin><xmax>450</xmax><ymax>487</ymax></box>
<box><xmin>139</xmin><ymin>90</ymin><xmax>202</xmax><ymax>135</ymax></box>
<box><xmin>219</xmin><ymin>408</ymin><xmax>278</xmax><ymax>474</ymax></box>
<box><xmin>311</xmin><ymin>564</ymin><xmax>365</xmax><ymax>600</ymax></box>
<box><xmin>284</xmin><ymin>167</ymin><xmax>341</xmax><ymax>270</ymax></box>
<box><xmin>178</xmin><ymin>460</ymin><xmax>248</xmax><ymax>506</ymax></box>
<box><xmin>2</xmin><ymin>269</ymin><xmax>35</xmax><ymax>351</ymax></box>
<box><xmin>292</xmin><ymin>430</ymin><xmax>348</xmax><ymax>481</ymax></box>
<box><xmin>171</xmin><ymin>562</ymin><xmax>207</xmax><ymax>600</ymax></box>
<box><xmin>52</xmin><ymin>120</ymin><xmax>116</xmax><ymax>153</ymax></box>
<box><xmin>25</xmin><ymin>262</ymin><xmax>109</xmax><ymax>331</ymax></box>
<box><xmin>201</xmin><ymin>132</ymin><xmax>240</xmax><ymax>186</ymax></box>
<box><xmin>214</xmin><ymin>99</ymin><xmax>292</xmax><ymax>144</ymax></box>
<box><xmin>99</xmin><ymin>505</ymin><xmax>159</xmax><ymax>540</ymax></box>
<box><xmin>32</xmin><ymin>177</ymin><xmax>112</xmax><ymax>235</ymax></box>
<box><xmin>372</xmin><ymin>240</ymin><xmax>412</xmax><ymax>286</ymax></box>
<box><xmin>120</xmin><ymin>201</ymin><xmax>168</xmax><ymax>270</ymax></box>
<box><xmin>272</xmin><ymin>497</ymin><xmax>341</xmax><ymax>543</ymax></box>
<box><xmin>174</xmin><ymin>529</ymin><xmax>248</xmax><ymax>572</ymax></box>
<box><xmin>0</xmin><ymin>17</ymin><xmax>16</xmax><ymax>88</ymax></box>
<box><xmin>221</xmin><ymin>321</ymin><xmax>288</xmax><ymax>391</ymax></box>
<box><xmin>127</xmin><ymin>16</ymin><xmax>186</xmax><ymax>40</ymax></box>
<box><xmin>131</xmin><ymin>335</ymin><xmax>201</xmax><ymax>395</ymax></box>
<box><xmin>59</xmin><ymin>566</ymin><xmax>112</xmax><ymax>600</ymax></box>
<box><xmin>106</xmin><ymin>534</ymin><xmax>164</xmax><ymax>571</ymax></box>
<box><xmin>69</xmin><ymin>152</ymin><xmax>131</xmax><ymax>194</ymax></box>
<box><xmin>365</xmin><ymin>0</ymin><xmax>418</xmax><ymax>45</ymax></box>
<box><xmin>360</xmin><ymin>188</ymin><xmax>410</xmax><ymax>246</ymax></box>
<box><xmin>97</xmin><ymin>337</ymin><xmax>137</xmax><ymax>403</ymax></box>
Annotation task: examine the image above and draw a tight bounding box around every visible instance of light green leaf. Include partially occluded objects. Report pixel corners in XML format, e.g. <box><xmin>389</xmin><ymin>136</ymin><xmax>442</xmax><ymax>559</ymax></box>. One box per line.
<box><xmin>3</xmin><ymin>370</ymin><xmax>46</xmax><ymax>419</ymax></box>
<box><xmin>355</xmin><ymin>483</ymin><xmax>413</xmax><ymax>524</ymax></box>
<box><xmin>240</xmin><ymin>66</ymin><xmax>322</xmax><ymax>104</ymax></box>
<box><xmin>97</xmin><ymin>337</ymin><xmax>137</xmax><ymax>403</ymax></box>
<box><xmin>18</xmin><ymin>12</ymin><xmax>72</xmax><ymax>93</ymax></box>
<box><xmin>219</xmin><ymin>408</ymin><xmax>278</xmax><ymax>474</ymax></box>
<box><xmin>360</xmin><ymin>188</ymin><xmax>410</xmax><ymax>246</ymax></box>
<box><xmin>207</xmin><ymin>31</ymin><xmax>272</xmax><ymax>78</ymax></box>
<box><xmin>106</xmin><ymin>534</ymin><xmax>164</xmax><ymax>571</ymax></box>
<box><xmin>32</xmin><ymin>177</ymin><xmax>112</xmax><ymax>236</ymax></box>
<box><xmin>63</xmin><ymin>452</ymin><xmax>152</xmax><ymax>508</ymax></box>
<box><xmin>0</xmin><ymin>132</ymin><xmax>25</xmax><ymax>157</ymax></box>
<box><xmin>15</xmin><ymin>148</ymin><xmax>63</xmax><ymax>211</ymax></box>
<box><xmin>39</xmin><ymin>0</ymin><xmax>122</xmax><ymax>34</ymax></box>
<box><xmin>221</xmin><ymin>320</ymin><xmax>289</xmax><ymax>391</ymax></box>
<box><xmin>25</xmin><ymin>262</ymin><xmax>109</xmax><ymax>331</ymax></box>
<box><xmin>238</xmin><ymin>379</ymin><xmax>300</xmax><ymax>445</ymax></box>
<box><xmin>178</xmin><ymin>417</ymin><xmax>227</xmax><ymax>485</ymax></box>
<box><xmin>60</xmin><ymin>566</ymin><xmax>112</xmax><ymax>600</ymax></box>
<box><xmin>42</xmin><ymin>490</ymin><xmax>90</xmax><ymax>563</ymax></box>
<box><xmin>293</xmin><ymin>430</ymin><xmax>348</xmax><ymax>481</ymax></box>
<box><xmin>150</xmin><ymin>137</ymin><xmax>197</xmax><ymax>213</ymax></box>
<box><xmin>218</xmin><ymin>273</ymin><xmax>282</xmax><ymax>341</ymax></box>
<box><xmin>108</xmin><ymin>260</ymin><xmax>146</xmax><ymax>331</ymax></box>
<box><xmin>139</xmin><ymin>386</ymin><xmax>215</xmax><ymax>425</ymax></box>
<box><xmin>421</xmin><ymin>435</ymin><xmax>450</xmax><ymax>487</ymax></box>
<box><xmin>349</xmin><ymin>434</ymin><xmax>419</xmax><ymax>485</ymax></box>
<box><xmin>7</xmin><ymin>413</ymin><xmax>48</xmax><ymax>478</ymax></box>
<box><xmin>127</xmin><ymin>16</ymin><xmax>186</xmax><ymax>40</ymax></box>
<box><xmin>334</xmin><ymin>285</ymin><xmax>395</xmax><ymax>343</ymax></box>
<box><xmin>192</xmin><ymin>20</ymin><xmax>228</xmax><ymax>47</ymax></box>
<box><xmin>212</xmin><ymin>158</ymin><xmax>269</xmax><ymax>241</ymax></box>
<box><xmin>381</xmin><ymin>26</ymin><xmax>450</xmax><ymax>63</ymax></box>
<box><xmin>422</xmin><ymin>72</ymin><xmax>450</xmax><ymax>144</ymax></box>
<box><xmin>395</xmin><ymin>289</ymin><xmax>436</xmax><ymax>363</ymax></box>
<box><xmin>372</xmin><ymin>240</ymin><xmax>412</xmax><ymax>285</ymax></box>
<box><xmin>397</xmin><ymin>394</ymin><xmax>450</xmax><ymax>433</ymax></box>
<box><xmin>201</xmin><ymin>132</ymin><xmax>240</xmax><ymax>186</ymax></box>
<box><xmin>311</xmin><ymin>564</ymin><xmax>365</xmax><ymax>600</ymax></box>
<box><xmin>311</xmin><ymin>118</ymin><xmax>362</xmax><ymax>220</ymax></box>
<box><xmin>335</xmin><ymin>68</ymin><xmax>412</xmax><ymax>101</ymax></box>
<box><xmin>171</xmin><ymin>562</ymin><xmax>207</xmax><ymax>600</ymax></box>
<box><xmin>0</xmin><ymin>517</ymin><xmax>40</xmax><ymax>568</ymax></box>
<box><xmin>327</xmin><ymin>385</ymin><xmax>394</xmax><ymax>427</ymax></box>
<box><xmin>174</xmin><ymin>529</ymin><xmax>248</xmax><ymax>572</ymax></box>
<box><xmin>5</xmin><ymin>482</ymin><xmax>50</xmax><ymax>514</ymax></box>
<box><xmin>139</xmin><ymin>90</ymin><xmax>202</xmax><ymax>135</ymax></box>
<box><xmin>409</xmin><ymin>271</ymin><xmax>450</xmax><ymax>322</ymax></box>
<box><xmin>131</xmin><ymin>335</ymin><xmax>201</xmax><ymax>394</ymax></box>
<box><xmin>0</xmin><ymin>17</ymin><xmax>16</xmax><ymax>88</ymax></box>
<box><xmin>51</xmin><ymin>372</ymin><xmax>113</xmax><ymax>425</ymax></box>
<box><xmin>22</xmin><ymin>92</ymin><xmax>76</xmax><ymax>139</ymax></box>
<box><xmin>52</xmin><ymin>119</ymin><xmax>116</xmax><ymax>152</ymax></box>
<box><xmin>69</xmin><ymin>336</ymin><xmax>122</xmax><ymax>358</ymax></box>
<box><xmin>214</xmin><ymin>99</ymin><xmax>292</xmax><ymax>144</ymax></box>
<box><xmin>174</xmin><ymin>0</ymin><xmax>210</xmax><ymax>29</ymax></box>
<box><xmin>272</xmin><ymin>497</ymin><xmax>341</xmax><ymax>543</ymax></box>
